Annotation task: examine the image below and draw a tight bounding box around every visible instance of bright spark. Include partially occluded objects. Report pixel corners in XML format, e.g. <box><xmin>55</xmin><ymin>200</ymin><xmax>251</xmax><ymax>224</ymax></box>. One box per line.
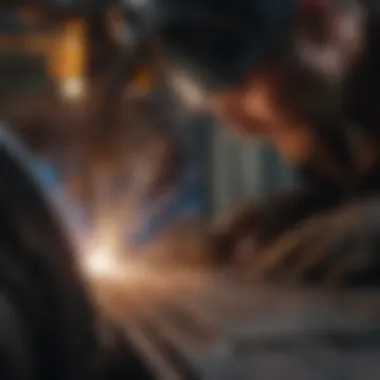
<box><xmin>83</xmin><ymin>244</ymin><xmax>151</xmax><ymax>284</ymax></box>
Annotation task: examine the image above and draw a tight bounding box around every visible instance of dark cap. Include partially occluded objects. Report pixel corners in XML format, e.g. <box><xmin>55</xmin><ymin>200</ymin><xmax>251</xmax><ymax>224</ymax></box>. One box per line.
<box><xmin>123</xmin><ymin>0</ymin><xmax>296</xmax><ymax>92</ymax></box>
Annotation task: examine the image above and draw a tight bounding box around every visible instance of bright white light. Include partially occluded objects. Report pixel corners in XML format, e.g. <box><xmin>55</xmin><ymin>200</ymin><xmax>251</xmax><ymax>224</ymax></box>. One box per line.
<box><xmin>60</xmin><ymin>77</ymin><xmax>86</xmax><ymax>101</ymax></box>
<box><xmin>83</xmin><ymin>244</ymin><xmax>150</xmax><ymax>283</ymax></box>
<box><xmin>86</xmin><ymin>248</ymin><xmax>117</xmax><ymax>278</ymax></box>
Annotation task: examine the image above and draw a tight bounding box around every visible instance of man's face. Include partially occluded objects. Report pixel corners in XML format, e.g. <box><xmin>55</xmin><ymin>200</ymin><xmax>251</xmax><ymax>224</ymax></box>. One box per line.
<box><xmin>208</xmin><ymin>66</ymin><xmax>316</xmax><ymax>163</ymax></box>
<box><xmin>202</xmin><ymin>1</ymin><xmax>366</xmax><ymax>164</ymax></box>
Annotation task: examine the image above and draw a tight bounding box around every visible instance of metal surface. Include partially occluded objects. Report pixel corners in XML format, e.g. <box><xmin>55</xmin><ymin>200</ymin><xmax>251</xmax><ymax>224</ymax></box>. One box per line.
<box><xmin>89</xmin><ymin>196</ymin><xmax>380</xmax><ymax>379</ymax></box>
<box><xmin>0</xmin><ymin>125</ymin><xmax>95</xmax><ymax>380</ymax></box>
<box><xmin>94</xmin><ymin>266</ymin><xmax>380</xmax><ymax>380</ymax></box>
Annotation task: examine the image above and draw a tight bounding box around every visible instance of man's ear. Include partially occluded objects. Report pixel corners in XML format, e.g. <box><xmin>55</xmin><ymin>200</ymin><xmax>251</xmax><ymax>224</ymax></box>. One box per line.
<box><xmin>294</xmin><ymin>0</ymin><xmax>366</xmax><ymax>82</ymax></box>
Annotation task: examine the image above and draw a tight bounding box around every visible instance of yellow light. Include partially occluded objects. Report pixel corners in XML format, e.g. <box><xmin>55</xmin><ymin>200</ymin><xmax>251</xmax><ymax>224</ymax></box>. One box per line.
<box><xmin>50</xmin><ymin>19</ymin><xmax>86</xmax><ymax>80</ymax></box>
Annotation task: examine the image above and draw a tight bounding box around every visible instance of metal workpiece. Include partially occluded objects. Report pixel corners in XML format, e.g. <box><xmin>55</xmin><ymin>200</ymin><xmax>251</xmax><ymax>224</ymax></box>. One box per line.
<box><xmin>92</xmin><ymin>263</ymin><xmax>380</xmax><ymax>380</ymax></box>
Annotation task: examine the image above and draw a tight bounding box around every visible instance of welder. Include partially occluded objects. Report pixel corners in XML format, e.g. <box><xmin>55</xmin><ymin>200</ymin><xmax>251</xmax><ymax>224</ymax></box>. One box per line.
<box><xmin>121</xmin><ymin>0</ymin><xmax>380</xmax><ymax>280</ymax></box>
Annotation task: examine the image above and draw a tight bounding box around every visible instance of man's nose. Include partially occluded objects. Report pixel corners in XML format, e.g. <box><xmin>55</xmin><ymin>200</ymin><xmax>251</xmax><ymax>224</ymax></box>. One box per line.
<box><xmin>240</xmin><ymin>79</ymin><xmax>277</xmax><ymax>125</ymax></box>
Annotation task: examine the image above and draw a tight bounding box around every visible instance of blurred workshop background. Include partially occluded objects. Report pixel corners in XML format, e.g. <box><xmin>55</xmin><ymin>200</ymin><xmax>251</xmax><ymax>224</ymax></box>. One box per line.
<box><xmin>0</xmin><ymin>1</ymin><xmax>296</xmax><ymax>259</ymax></box>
